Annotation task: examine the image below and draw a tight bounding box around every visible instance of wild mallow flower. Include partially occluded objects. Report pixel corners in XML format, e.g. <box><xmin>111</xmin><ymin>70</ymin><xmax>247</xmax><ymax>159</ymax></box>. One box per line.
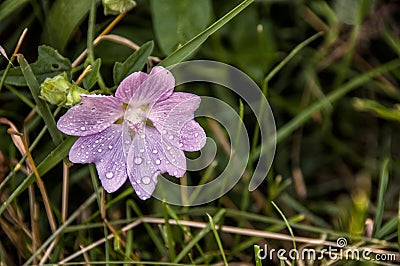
<box><xmin>57</xmin><ymin>66</ymin><xmax>206</xmax><ymax>199</ymax></box>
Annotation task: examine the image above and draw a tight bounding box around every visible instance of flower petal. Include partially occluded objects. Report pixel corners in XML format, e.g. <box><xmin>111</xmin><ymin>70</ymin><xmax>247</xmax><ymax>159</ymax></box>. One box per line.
<box><xmin>126</xmin><ymin>126</ymin><xmax>186</xmax><ymax>200</ymax></box>
<box><xmin>142</xmin><ymin>126</ymin><xmax>186</xmax><ymax>177</ymax></box>
<box><xmin>126</xmin><ymin>66</ymin><xmax>174</xmax><ymax>107</ymax></box>
<box><xmin>68</xmin><ymin>124</ymin><xmax>127</xmax><ymax>192</ymax></box>
<box><xmin>115</xmin><ymin>71</ymin><xmax>148</xmax><ymax>103</ymax></box>
<box><xmin>126</xmin><ymin>133</ymin><xmax>158</xmax><ymax>200</ymax></box>
<box><xmin>57</xmin><ymin>95</ymin><xmax>124</xmax><ymax>136</ymax></box>
<box><xmin>148</xmin><ymin>92</ymin><xmax>203</xmax><ymax>150</ymax></box>
<box><xmin>179</xmin><ymin>120</ymin><xmax>206</xmax><ymax>151</ymax></box>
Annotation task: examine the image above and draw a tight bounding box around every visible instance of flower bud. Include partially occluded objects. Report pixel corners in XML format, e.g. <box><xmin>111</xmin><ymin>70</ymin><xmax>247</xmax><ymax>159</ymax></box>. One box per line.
<box><xmin>102</xmin><ymin>0</ymin><xmax>136</xmax><ymax>15</ymax></box>
<box><xmin>40</xmin><ymin>72</ymin><xmax>88</xmax><ymax>108</ymax></box>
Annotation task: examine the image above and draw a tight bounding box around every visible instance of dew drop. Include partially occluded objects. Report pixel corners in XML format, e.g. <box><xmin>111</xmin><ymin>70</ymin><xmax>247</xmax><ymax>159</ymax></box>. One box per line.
<box><xmin>173</xmin><ymin>171</ymin><xmax>178</xmax><ymax>176</ymax></box>
<box><xmin>95</xmin><ymin>140</ymin><xmax>99</xmax><ymax>143</ymax></box>
<box><xmin>195</xmin><ymin>132</ymin><xmax>199</xmax><ymax>137</ymax></box>
<box><xmin>80</xmin><ymin>145</ymin><xmax>85</xmax><ymax>149</ymax></box>
<box><xmin>162</xmin><ymin>130</ymin><xmax>167</xmax><ymax>135</ymax></box>
<box><xmin>98</xmin><ymin>148</ymin><xmax>102</xmax><ymax>152</ymax></box>
<box><xmin>134</xmin><ymin>157</ymin><xmax>143</xmax><ymax>165</ymax></box>
<box><xmin>91</xmin><ymin>107</ymin><xmax>96</xmax><ymax>112</ymax></box>
<box><xmin>108</xmin><ymin>145</ymin><xmax>113</xmax><ymax>149</ymax></box>
<box><xmin>80</xmin><ymin>126</ymin><xmax>86</xmax><ymax>130</ymax></box>
<box><xmin>155</xmin><ymin>159</ymin><xmax>161</xmax><ymax>165</ymax></box>
<box><xmin>139</xmin><ymin>148</ymin><xmax>145</xmax><ymax>153</ymax></box>
<box><xmin>142</xmin><ymin>176</ymin><xmax>151</xmax><ymax>185</ymax></box>
<box><xmin>166</xmin><ymin>146</ymin><xmax>172</xmax><ymax>151</ymax></box>
<box><xmin>140</xmin><ymin>134</ymin><xmax>145</xmax><ymax>139</ymax></box>
<box><xmin>152</xmin><ymin>149</ymin><xmax>158</xmax><ymax>154</ymax></box>
<box><xmin>178</xmin><ymin>143</ymin><xmax>184</xmax><ymax>148</ymax></box>
<box><xmin>106</xmin><ymin>172</ymin><xmax>114</xmax><ymax>179</ymax></box>
<box><xmin>168</xmin><ymin>135</ymin><xmax>174</xmax><ymax>140</ymax></box>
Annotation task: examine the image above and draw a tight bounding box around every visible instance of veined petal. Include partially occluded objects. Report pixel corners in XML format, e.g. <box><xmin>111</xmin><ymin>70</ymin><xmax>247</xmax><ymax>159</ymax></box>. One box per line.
<box><xmin>179</xmin><ymin>120</ymin><xmax>206</xmax><ymax>151</ymax></box>
<box><xmin>115</xmin><ymin>71</ymin><xmax>148</xmax><ymax>103</ymax></box>
<box><xmin>126</xmin><ymin>126</ymin><xmax>186</xmax><ymax>200</ymax></box>
<box><xmin>126</xmin><ymin>66</ymin><xmax>174</xmax><ymax>107</ymax></box>
<box><xmin>148</xmin><ymin>92</ymin><xmax>203</xmax><ymax>150</ymax></box>
<box><xmin>57</xmin><ymin>95</ymin><xmax>124</xmax><ymax>136</ymax></box>
<box><xmin>142</xmin><ymin>126</ymin><xmax>186</xmax><ymax>177</ymax></box>
<box><xmin>127</xmin><ymin>133</ymin><xmax>158</xmax><ymax>200</ymax></box>
<box><xmin>69</xmin><ymin>124</ymin><xmax>127</xmax><ymax>192</ymax></box>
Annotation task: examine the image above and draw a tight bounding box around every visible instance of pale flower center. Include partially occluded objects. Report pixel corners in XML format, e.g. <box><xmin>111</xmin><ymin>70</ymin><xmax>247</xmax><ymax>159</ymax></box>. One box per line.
<box><xmin>125</xmin><ymin>104</ymin><xmax>149</xmax><ymax>132</ymax></box>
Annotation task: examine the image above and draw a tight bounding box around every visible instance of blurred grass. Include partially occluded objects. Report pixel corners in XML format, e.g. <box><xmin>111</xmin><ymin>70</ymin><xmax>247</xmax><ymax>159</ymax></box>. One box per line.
<box><xmin>0</xmin><ymin>0</ymin><xmax>400</xmax><ymax>265</ymax></box>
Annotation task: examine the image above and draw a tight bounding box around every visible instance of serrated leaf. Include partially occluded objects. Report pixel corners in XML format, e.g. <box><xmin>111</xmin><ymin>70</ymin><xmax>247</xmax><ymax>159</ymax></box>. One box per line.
<box><xmin>0</xmin><ymin>45</ymin><xmax>71</xmax><ymax>86</ymax></box>
<box><xmin>113</xmin><ymin>41</ymin><xmax>154</xmax><ymax>85</ymax></box>
<box><xmin>42</xmin><ymin>0</ymin><xmax>94</xmax><ymax>52</ymax></box>
<box><xmin>150</xmin><ymin>0</ymin><xmax>211</xmax><ymax>55</ymax></box>
<box><xmin>83</xmin><ymin>58</ymin><xmax>101</xmax><ymax>90</ymax></box>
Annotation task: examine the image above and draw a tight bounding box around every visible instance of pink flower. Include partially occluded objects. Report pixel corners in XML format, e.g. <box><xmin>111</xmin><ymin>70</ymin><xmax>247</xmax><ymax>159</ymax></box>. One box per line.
<box><xmin>57</xmin><ymin>67</ymin><xmax>206</xmax><ymax>199</ymax></box>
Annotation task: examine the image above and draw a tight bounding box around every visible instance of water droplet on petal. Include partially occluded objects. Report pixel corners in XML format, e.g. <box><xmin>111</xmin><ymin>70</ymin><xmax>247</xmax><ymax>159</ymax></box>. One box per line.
<box><xmin>91</xmin><ymin>107</ymin><xmax>96</xmax><ymax>112</ymax></box>
<box><xmin>95</xmin><ymin>140</ymin><xmax>99</xmax><ymax>143</ymax></box>
<box><xmin>139</xmin><ymin>148</ymin><xmax>144</xmax><ymax>153</ymax></box>
<box><xmin>98</xmin><ymin>148</ymin><xmax>102</xmax><ymax>152</ymax></box>
<box><xmin>168</xmin><ymin>135</ymin><xmax>174</xmax><ymax>140</ymax></box>
<box><xmin>108</xmin><ymin>145</ymin><xmax>113</xmax><ymax>149</ymax></box>
<box><xmin>142</xmin><ymin>176</ymin><xmax>151</xmax><ymax>185</ymax></box>
<box><xmin>134</xmin><ymin>157</ymin><xmax>143</xmax><ymax>165</ymax></box>
<box><xmin>162</xmin><ymin>130</ymin><xmax>167</xmax><ymax>135</ymax></box>
<box><xmin>137</xmin><ymin>190</ymin><xmax>141</xmax><ymax>195</ymax></box>
<box><xmin>173</xmin><ymin>171</ymin><xmax>178</xmax><ymax>176</ymax></box>
<box><xmin>195</xmin><ymin>133</ymin><xmax>199</xmax><ymax>137</ymax></box>
<box><xmin>106</xmin><ymin>172</ymin><xmax>114</xmax><ymax>179</ymax></box>
<box><xmin>178</xmin><ymin>143</ymin><xmax>183</xmax><ymax>148</ymax></box>
<box><xmin>155</xmin><ymin>159</ymin><xmax>161</xmax><ymax>165</ymax></box>
<box><xmin>140</xmin><ymin>134</ymin><xmax>145</xmax><ymax>139</ymax></box>
<box><xmin>80</xmin><ymin>126</ymin><xmax>86</xmax><ymax>130</ymax></box>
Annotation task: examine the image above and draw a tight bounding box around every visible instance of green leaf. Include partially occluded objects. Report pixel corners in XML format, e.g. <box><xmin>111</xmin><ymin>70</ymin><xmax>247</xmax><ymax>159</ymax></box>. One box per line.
<box><xmin>83</xmin><ymin>58</ymin><xmax>101</xmax><ymax>90</ymax></box>
<box><xmin>0</xmin><ymin>0</ymin><xmax>30</xmax><ymax>21</ymax></box>
<box><xmin>150</xmin><ymin>0</ymin><xmax>212</xmax><ymax>55</ymax></box>
<box><xmin>113</xmin><ymin>41</ymin><xmax>154</xmax><ymax>85</ymax></box>
<box><xmin>1</xmin><ymin>45</ymin><xmax>71</xmax><ymax>86</ymax></box>
<box><xmin>42</xmin><ymin>0</ymin><xmax>95</xmax><ymax>52</ymax></box>
<box><xmin>17</xmin><ymin>54</ymin><xmax>64</xmax><ymax>145</ymax></box>
<box><xmin>0</xmin><ymin>136</ymin><xmax>76</xmax><ymax>217</ymax></box>
<box><xmin>159</xmin><ymin>0</ymin><xmax>255</xmax><ymax>67</ymax></box>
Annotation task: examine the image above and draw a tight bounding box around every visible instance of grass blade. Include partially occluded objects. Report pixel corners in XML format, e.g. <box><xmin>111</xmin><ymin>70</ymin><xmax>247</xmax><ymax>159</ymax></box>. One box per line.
<box><xmin>374</xmin><ymin>158</ymin><xmax>390</xmax><ymax>236</ymax></box>
<box><xmin>173</xmin><ymin>209</ymin><xmax>226</xmax><ymax>263</ymax></box>
<box><xmin>159</xmin><ymin>0</ymin><xmax>254</xmax><ymax>67</ymax></box>
<box><xmin>276</xmin><ymin>59</ymin><xmax>400</xmax><ymax>143</ymax></box>
<box><xmin>0</xmin><ymin>136</ymin><xmax>76</xmax><ymax>216</ymax></box>
<box><xmin>17</xmin><ymin>54</ymin><xmax>63</xmax><ymax>145</ymax></box>
<box><xmin>207</xmin><ymin>213</ymin><xmax>228</xmax><ymax>266</ymax></box>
